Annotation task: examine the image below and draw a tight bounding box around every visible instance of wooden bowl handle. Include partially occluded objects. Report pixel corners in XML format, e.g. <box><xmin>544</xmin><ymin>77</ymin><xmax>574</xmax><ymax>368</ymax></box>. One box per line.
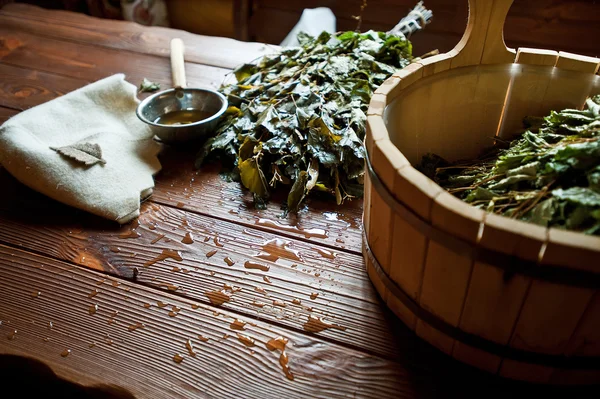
<box><xmin>170</xmin><ymin>38</ymin><xmax>187</xmax><ymax>89</ymax></box>
<box><xmin>451</xmin><ymin>0</ymin><xmax>515</xmax><ymax>67</ymax></box>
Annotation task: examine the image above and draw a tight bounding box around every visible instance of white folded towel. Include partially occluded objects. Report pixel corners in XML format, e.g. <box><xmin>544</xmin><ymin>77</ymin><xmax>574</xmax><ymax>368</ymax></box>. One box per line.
<box><xmin>0</xmin><ymin>74</ymin><xmax>162</xmax><ymax>224</ymax></box>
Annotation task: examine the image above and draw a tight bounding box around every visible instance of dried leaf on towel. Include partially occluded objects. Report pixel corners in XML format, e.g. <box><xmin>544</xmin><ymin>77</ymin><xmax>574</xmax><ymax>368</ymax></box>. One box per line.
<box><xmin>51</xmin><ymin>142</ymin><xmax>107</xmax><ymax>166</ymax></box>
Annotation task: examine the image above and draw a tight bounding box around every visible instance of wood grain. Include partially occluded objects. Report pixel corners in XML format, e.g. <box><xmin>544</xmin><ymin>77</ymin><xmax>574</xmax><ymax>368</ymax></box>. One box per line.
<box><xmin>0</xmin><ymin>3</ymin><xmax>276</xmax><ymax>70</ymax></box>
<box><xmin>0</xmin><ymin>244</ymin><xmax>419</xmax><ymax>399</ymax></box>
<box><xmin>0</xmin><ymin>176</ymin><xmax>399</xmax><ymax>360</ymax></box>
<box><xmin>0</xmin><ymin>215</ymin><xmax>592</xmax><ymax>398</ymax></box>
<box><xmin>0</xmin><ymin>63</ymin><xmax>83</xmax><ymax>111</ymax></box>
<box><xmin>2</xmin><ymin>4</ymin><xmax>599</xmax><ymax>395</ymax></box>
<box><xmin>0</xmin><ymin>27</ymin><xmax>230</xmax><ymax>92</ymax></box>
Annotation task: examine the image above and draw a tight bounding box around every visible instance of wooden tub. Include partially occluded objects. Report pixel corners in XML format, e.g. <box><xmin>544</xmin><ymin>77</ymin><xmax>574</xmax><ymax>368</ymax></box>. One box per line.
<box><xmin>363</xmin><ymin>0</ymin><xmax>600</xmax><ymax>384</ymax></box>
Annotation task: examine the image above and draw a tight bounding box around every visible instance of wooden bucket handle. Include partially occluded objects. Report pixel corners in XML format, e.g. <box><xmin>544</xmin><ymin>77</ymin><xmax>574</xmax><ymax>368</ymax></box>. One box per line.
<box><xmin>451</xmin><ymin>0</ymin><xmax>516</xmax><ymax>67</ymax></box>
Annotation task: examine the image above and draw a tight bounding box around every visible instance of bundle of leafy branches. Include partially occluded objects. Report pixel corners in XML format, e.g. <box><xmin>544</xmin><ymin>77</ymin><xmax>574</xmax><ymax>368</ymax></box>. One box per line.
<box><xmin>419</xmin><ymin>95</ymin><xmax>600</xmax><ymax>235</ymax></box>
<box><xmin>196</xmin><ymin>30</ymin><xmax>414</xmax><ymax>212</ymax></box>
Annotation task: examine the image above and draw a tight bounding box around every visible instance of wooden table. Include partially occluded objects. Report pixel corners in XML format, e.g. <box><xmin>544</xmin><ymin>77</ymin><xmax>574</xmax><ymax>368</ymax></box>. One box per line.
<box><xmin>0</xmin><ymin>4</ymin><xmax>595</xmax><ymax>398</ymax></box>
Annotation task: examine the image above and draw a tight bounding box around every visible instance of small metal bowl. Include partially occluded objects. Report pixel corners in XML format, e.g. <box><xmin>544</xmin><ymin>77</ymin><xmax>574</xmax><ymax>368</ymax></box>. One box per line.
<box><xmin>136</xmin><ymin>88</ymin><xmax>228</xmax><ymax>143</ymax></box>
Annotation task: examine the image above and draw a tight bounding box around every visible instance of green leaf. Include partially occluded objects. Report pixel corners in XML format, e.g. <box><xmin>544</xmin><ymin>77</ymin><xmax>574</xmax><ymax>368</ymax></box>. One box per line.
<box><xmin>139</xmin><ymin>78</ymin><xmax>160</xmax><ymax>92</ymax></box>
<box><xmin>552</xmin><ymin>187</ymin><xmax>600</xmax><ymax>207</ymax></box>
<box><xmin>195</xmin><ymin>27</ymin><xmax>415</xmax><ymax>212</ymax></box>
<box><xmin>287</xmin><ymin>171</ymin><xmax>309</xmax><ymax>213</ymax></box>
<box><xmin>239</xmin><ymin>157</ymin><xmax>269</xmax><ymax>198</ymax></box>
<box><xmin>234</xmin><ymin>64</ymin><xmax>258</xmax><ymax>82</ymax></box>
<box><xmin>527</xmin><ymin>198</ymin><xmax>557</xmax><ymax>226</ymax></box>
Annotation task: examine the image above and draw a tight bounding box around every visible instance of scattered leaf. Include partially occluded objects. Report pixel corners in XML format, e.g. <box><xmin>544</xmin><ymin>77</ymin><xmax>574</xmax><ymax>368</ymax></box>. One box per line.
<box><xmin>139</xmin><ymin>78</ymin><xmax>160</xmax><ymax>93</ymax></box>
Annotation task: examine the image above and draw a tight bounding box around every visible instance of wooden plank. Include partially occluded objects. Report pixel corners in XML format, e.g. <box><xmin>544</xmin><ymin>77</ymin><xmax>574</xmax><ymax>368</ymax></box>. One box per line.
<box><xmin>0</xmin><ymin>3</ymin><xmax>275</xmax><ymax>70</ymax></box>
<box><xmin>0</xmin><ymin>63</ymin><xmax>83</xmax><ymax>111</ymax></box>
<box><xmin>0</xmin><ymin>177</ymin><xmax>392</xmax><ymax>360</ymax></box>
<box><xmin>0</xmin><ymin>27</ymin><xmax>230</xmax><ymax>92</ymax></box>
<box><xmin>152</xmin><ymin>155</ymin><xmax>363</xmax><ymax>253</ymax></box>
<box><xmin>0</xmin><ymin>244</ymin><xmax>418</xmax><ymax>398</ymax></box>
<box><xmin>1</xmin><ymin>244</ymin><xmax>587</xmax><ymax>397</ymax></box>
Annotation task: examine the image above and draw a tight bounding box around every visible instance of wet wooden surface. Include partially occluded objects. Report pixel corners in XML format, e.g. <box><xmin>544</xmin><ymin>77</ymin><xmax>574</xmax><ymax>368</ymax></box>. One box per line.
<box><xmin>0</xmin><ymin>4</ymin><xmax>596</xmax><ymax>398</ymax></box>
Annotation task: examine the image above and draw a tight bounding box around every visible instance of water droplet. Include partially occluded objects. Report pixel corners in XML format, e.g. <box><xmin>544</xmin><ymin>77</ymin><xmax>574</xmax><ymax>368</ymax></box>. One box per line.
<box><xmin>206</xmin><ymin>249</ymin><xmax>218</xmax><ymax>258</ymax></box>
<box><xmin>303</xmin><ymin>315</ymin><xmax>347</xmax><ymax>333</ymax></box>
<box><xmin>43</xmin><ymin>337</ymin><xmax>50</xmax><ymax>342</ymax></box>
<box><xmin>172</xmin><ymin>266</ymin><xmax>181</xmax><ymax>272</ymax></box>
<box><xmin>48</xmin><ymin>322</ymin><xmax>53</xmax><ymax>330</ymax></box>
<box><xmin>244</xmin><ymin>261</ymin><xmax>269</xmax><ymax>272</ymax></box>
<box><xmin>255</xmin><ymin>238</ymin><xmax>303</xmax><ymax>262</ymax></box>
<box><xmin>144</xmin><ymin>249</ymin><xmax>183</xmax><ymax>267</ymax></box>
<box><xmin>96</xmin><ymin>279</ymin><xmax>105</xmax><ymax>285</ymax></box>
<box><xmin>89</xmin><ymin>304</ymin><xmax>98</xmax><ymax>315</ymax></box>
<box><xmin>223</xmin><ymin>283</ymin><xmax>241</xmax><ymax>293</ymax></box>
<box><xmin>7</xmin><ymin>329</ymin><xmax>16</xmax><ymax>340</ymax></box>
<box><xmin>272</xmin><ymin>300</ymin><xmax>286</xmax><ymax>307</ymax></box>
<box><xmin>31</xmin><ymin>291</ymin><xmax>41</xmax><ymax>298</ymax></box>
<box><xmin>263</xmin><ymin>276</ymin><xmax>271</xmax><ymax>284</ymax></box>
<box><xmin>203</xmin><ymin>236</ymin><xmax>210</xmax><ymax>242</ymax></box>
<box><xmin>151</xmin><ymin>234</ymin><xmax>166</xmax><ymax>244</ymax></box>
<box><xmin>88</xmin><ymin>289</ymin><xmax>99</xmax><ymax>298</ymax></box>
<box><xmin>105</xmin><ymin>338</ymin><xmax>114</xmax><ymax>345</ymax></box>
<box><xmin>185</xmin><ymin>339</ymin><xmax>196</xmax><ymax>357</ymax></box>
<box><xmin>243</xmin><ymin>228</ymin><xmax>264</xmax><ymax>238</ymax></box>
<box><xmin>109</xmin><ymin>246</ymin><xmax>121</xmax><ymax>253</ymax></box>
<box><xmin>182</xmin><ymin>232</ymin><xmax>194</xmax><ymax>244</ymax></box>
<box><xmin>158</xmin><ymin>283</ymin><xmax>179</xmax><ymax>292</ymax></box>
<box><xmin>237</xmin><ymin>333</ymin><xmax>255</xmax><ymax>347</ymax></box>
<box><xmin>111</xmin><ymin>311</ymin><xmax>119</xmax><ymax>318</ymax></box>
<box><xmin>310</xmin><ymin>292</ymin><xmax>319</xmax><ymax>300</ymax></box>
<box><xmin>143</xmin><ymin>303</ymin><xmax>151</xmax><ymax>308</ymax></box>
<box><xmin>60</xmin><ymin>349</ymin><xmax>71</xmax><ymax>357</ymax></box>
<box><xmin>279</xmin><ymin>351</ymin><xmax>294</xmax><ymax>380</ymax></box>
<box><xmin>89</xmin><ymin>342</ymin><xmax>96</xmax><ymax>348</ymax></box>
<box><xmin>148</xmin><ymin>223</ymin><xmax>157</xmax><ymax>230</ymax></box>
<box><xmin>176</xmin><ymin>202</ymin><xmax>185</xmax><ymax>208</ymax></box>
<box><xmin>119</xmin><ymin>229</ymin><xmax>141</xmax><ymax>239</ymax></box>
<box><xmin>266</xmin><ymin>336</ymin><xmax>289</xmax><ymax>352</ymax></box>
<box><xmin>173</xmin><ymin>353</ymin><xmax>184</xmax><ymax>363</ymax></box>
<box><xmin>111</xmin><ymin>280</ymin><xmax>120</xmax><ymax>287</ymax></box>
<box><xmin>222</xmin><ymin>333</ymin><xmax>229</xmax><ymax>340</ymax></box>
<box><xmin>157</xmin><ymin>301</ymin><xmax>168</xmax><ymax>308</ymax></box>
<box><xmin>205</xmin><ymin>290</ymin><xmax>231</xmax><ymax>306</ymax></box>
<box><xmin>224</xmin><ymin>257</ymin><xmax>235</xmax><ymax>266</ymax></box>
<box><xmin>198</xmin><ymin>335</ymin><xmax>209</xmax><ymax>342</ymax></box>
<box><xmin>128</xmin><ymin>322</ymin><xmax>145</xmax><ymax>332</ymax></box>
<box><xmin>292</xmin><ymin>299</ymin><xmax>301</xmax><ymax>305</ymax></box>
<box><xmin>252</xmin><ymin>301</ymin><xmax>265</xmax><ymax>308</ymax></box>
<box><xmin>316</xmin><ymin>248</ymin><xmax>336</xmax><ymax>260</ymax></box>
<box><xmin>191</xmin><ymin>304</ymin><xmax>199</xmax><ymax>310</ymax></box>
<box><xmin>254</xmin><ymin>286</ymin><xmax>267</xmax><ymax>295</ymax></box>
<box><xmin>214</xmin><ymin>236</ymin><xmax>224</xmax><ymax>247</ymax></box>
<box><xmin>230</xmin><ymin>319</ymin><xmax>246</xmax><ymax>330</ymax></box>
<box><xmin>255</xmin><ymin>218</ymin><xmax>328</xmax><ymax>239</ymax></box>
<box><xmin>336</xmin><ymin>238</ymin><xmax>344</xmax><ymax>244</ymax></box>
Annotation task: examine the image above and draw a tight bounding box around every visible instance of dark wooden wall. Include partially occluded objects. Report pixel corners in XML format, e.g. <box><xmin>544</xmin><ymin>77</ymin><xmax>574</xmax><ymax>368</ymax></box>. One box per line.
<box><xmin>248</xmin><ymin>0</ymin><xmax>600</xmax><ymax>58</ymax></box>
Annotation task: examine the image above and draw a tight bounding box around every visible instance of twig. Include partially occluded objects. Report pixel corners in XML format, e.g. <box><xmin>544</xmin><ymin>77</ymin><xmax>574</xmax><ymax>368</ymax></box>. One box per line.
<box><xmin>353</xmin><ymin>0</ymin><xmax>368</xmax><ymax>32</ymax></box>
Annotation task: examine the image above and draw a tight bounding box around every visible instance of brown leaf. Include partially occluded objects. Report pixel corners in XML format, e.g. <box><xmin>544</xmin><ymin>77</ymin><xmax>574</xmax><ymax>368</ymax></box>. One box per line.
<box><xmin>51</xmin><ymin>142</ymin><xmax>106</xmax><ymax>166</ymax></box>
